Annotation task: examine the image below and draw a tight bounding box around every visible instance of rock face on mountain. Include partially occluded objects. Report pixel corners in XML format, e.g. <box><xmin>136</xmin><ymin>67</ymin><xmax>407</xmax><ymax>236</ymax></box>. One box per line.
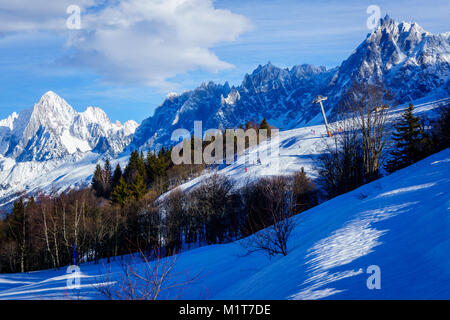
<box><xmin>331</xmin><ymin>15</ymin><xmax>450</xmax><ymax>101</ymax></box>
<box><xmin>131</xmin><ymin>16</ymin><xmax>449</xmax><ymax>151</ymax></box>
<box><xmin>0</xmin><ymin>91</ymin><xmax>138</xmax><ymax>162</ymax></box>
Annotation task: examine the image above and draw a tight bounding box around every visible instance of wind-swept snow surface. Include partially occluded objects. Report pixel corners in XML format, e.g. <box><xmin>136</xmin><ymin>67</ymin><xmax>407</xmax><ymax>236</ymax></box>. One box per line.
<box><xmin>0</xmin><ymin>149</ymin><xmax>449</xmax><ymax>300</ymax></box>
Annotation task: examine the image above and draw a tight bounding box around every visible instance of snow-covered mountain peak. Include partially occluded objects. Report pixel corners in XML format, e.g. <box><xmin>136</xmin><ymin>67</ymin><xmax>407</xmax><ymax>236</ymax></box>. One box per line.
<box><xmin>380</xmin><ymin>14</ymin><xmax>394</xmax><ymax>25</ymax></box>
<box><xmin>39</xmin><ymin>90</ymin><xmax>62</xmax><ymax>102</ymax></box>
<box><xmin>367</xmin><ymin>15</ymin><xmax>431</xmax><ymax>52</ymax></box>
<box><xmin>332</xmin><ymin>15</ymin><xmax>449</xmax><ymax>103</ymax></box>
<box><xmin>166</xmin><ymin>92</ymin><xmax>179</xmax><ymax>100</ymax></box>
<box><xmin>0</xmin><ymin>112</ymin><xmax>19</xmax><ymax>130</ymax></box>
<box><xmin>121</xmin><ymin>120</ymin><xmax>139</xmax><ymax>137</ymax></box>
<box><xmin>81</xmin><ymin>106</ymin><xmax>110</xmax><ymax>125</ymax></box>
<box><xmin>32</xmin><ymin>91</ymin><xmax>76</xmax><ymax>124</ymax></box>
<box><xmin>78</xmin><ymin>106</ymin><xmax>138</xmax><ymax>134</ymax></box>
<box><xmin>222</xmin><ymin>88</ymin><xmax>241</xmax><ymax>105</ymax></box>
<box><xmin>247</xmin><ymin>62</ymin><xmax>287</xmax><ymax>80</ymax></box>
<box><xmin>0</xmin><ymin>91</ymin><xmax>140</xmax><ymax>208</ymax></box>
<box><xmin>290</xmin><ymin>64</ymin><xmax>328</xmax><ymax>78</ymax></box>
<box><xmin>35</xmin><ymin>91</ymin><xmax>73</xmax><ymax>112</ymax></box>
<box><xmin>0</xmin><ymin>91</ymin><xmax>138</xmax><ymax>162</ymax></box>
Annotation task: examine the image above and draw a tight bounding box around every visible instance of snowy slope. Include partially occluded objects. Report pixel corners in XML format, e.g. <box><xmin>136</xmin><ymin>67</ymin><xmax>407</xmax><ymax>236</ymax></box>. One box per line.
<box><xmin>159</xmin><ymin>98</ymin><xmax>448</xmax><ymax>197</ymax></box>
<box><xmin>0</xmin><ymin>152</ymin><xmax>131</xmax><ymax>209</ymax></box>
<box><xmin>0</xmin><ymin>149</ymin><xmax>448</xmax><ymax>300</ymax></box>
<box><xmin>0</xmin><ymin>137</ymin><xmax>448</xmax><ymax>299</ymax></box>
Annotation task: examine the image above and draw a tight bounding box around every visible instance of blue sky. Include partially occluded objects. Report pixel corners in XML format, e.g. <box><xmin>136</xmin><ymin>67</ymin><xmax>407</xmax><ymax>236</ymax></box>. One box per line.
<box><xmin>0</xmin><ymin>0</ymin><xmax>448</xmax><ymax>124</ymax></box>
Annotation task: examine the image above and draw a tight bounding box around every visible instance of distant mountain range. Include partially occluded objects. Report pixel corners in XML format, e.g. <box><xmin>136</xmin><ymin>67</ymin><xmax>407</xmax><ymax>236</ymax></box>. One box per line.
<box><xmin>132</xmin><ymin>15</ymin><xmax>449</xmax><ymax>150</ymax></box>
<box><xmin>0</xmin><ymin>15</ymin><xmax>448</xmax><ymax>208</ymax></box>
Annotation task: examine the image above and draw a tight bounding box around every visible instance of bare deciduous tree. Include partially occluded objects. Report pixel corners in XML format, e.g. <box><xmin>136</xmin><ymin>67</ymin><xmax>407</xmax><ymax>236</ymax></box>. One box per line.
<box><xmin>318</xmin><ymin>117</ymin><xmax>365</xmax><ymax>197</ymax></box>
<box><xmin>163</xmin><ymin>189</ymin><xmax>185</xmax><ymax>254</ymax></box>
<box><xmin>94</xmin><ymin>248</ymin><xmax>199</xmax><ymax>300</ymax></box>
<box><xmin>342</xmin><ymin>82</ymin><xmax>391</xmax><ymax>181</ymax></box>
<box><xmin>242</xmin><ymin>176</ymin><xmax>295</xmax><ymax>257</ymax></box>
<box><xmin>187</xmin><ymin>173</ymin><xmax>234</xmax><ymax>245</ymax></box>
<box><xmin>318</xmin><ymin>83</ymin><xmax>391</xmax><ymax>197</ymax></box>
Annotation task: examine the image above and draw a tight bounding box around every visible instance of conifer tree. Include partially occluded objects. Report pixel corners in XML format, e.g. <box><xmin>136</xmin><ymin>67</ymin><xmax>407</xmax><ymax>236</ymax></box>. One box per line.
<box><xmin>27</xmin><ymin>196</ymin><xmax>36</xmax><ymax>209</ymax></box>
<box><xmin>112</xmin><ymin>163</ymin><xmax>123</xmax><ymax>189</ymax></box>
<box><xmin>130</xmin><ymin>173</ymin><xmax>147</xmax><ymax>201</ymax></box>
<box><xmin>293</xmin><ymin>168</ymin><xmax>317</xmax><ymax>212</ymax></box>
<box><xmin>245</xmin><ymin>120</ymin><xmax>258</xmax><ymax>131</ymax></box>
<box><xmin>7</xmin><ymin>198</ymin><xmax>28</xmax><ymax>272</ymax></box>
<box><xmin>124</xmin><ymin>151</ymin><xmax>138</xmax><ymax>183</ymax></box>
<box><xmin>146</xmin><ymin>151</ymin><xmax>166</xmax><ymax>185</ymax></box>
<box><xmin>92</xmin><ymin>164</ymin><xmax>104</xmax><ymax>197</ymax></box>
<box><xmin>103</xmin><ymin>159</ymin><xmax>113</xmax><ymax>198</ymax></box>
<box><xmin>386</xmin><ymin>104</ymin><xmax>429</xmax><ymax>173</ymax></box>
<box><xmin>104</xmin><ymin>159</ymin><xmax>112</xmax><ymax>176</ymax></box>
<box><xmin>259</xmin><ymin>118</ymin><xmax>271</xmax><ymax>138</ymax></box>
<box><xmin>91</xmin><ymin>161</ymin><xmax>113</xmax><ymax>198</ymax></box>
<box><xmin>111</xmin><ymin>177</ymin><xmax>130</xmax><ymax>207</ymax></box>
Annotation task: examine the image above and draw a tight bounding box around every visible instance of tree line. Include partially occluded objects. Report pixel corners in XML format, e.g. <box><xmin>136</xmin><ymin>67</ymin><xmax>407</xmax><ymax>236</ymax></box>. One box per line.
<box><xmin>92</xmin><ymin>118</ymin><xmax>274</xmax><ymax>206</ymax></box>
<box><xmin>0</xmin><ymin>169</ymin><xmax>317</xmax><ymax>273</ymax></box>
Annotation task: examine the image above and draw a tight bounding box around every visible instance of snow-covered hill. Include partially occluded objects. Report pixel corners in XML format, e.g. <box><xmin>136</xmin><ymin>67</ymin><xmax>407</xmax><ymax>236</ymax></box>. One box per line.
<box><xmin>131</xmin><ymin>15</ymin><xmax>450</xmax><ymax>151</ymax></box>
<box><xmin>159</xmin><ymin>97</ymin><xmax>448</xmax><ymax>198</ymax></box>
<box><xmin>0</xmin><ymin>148</ymin><xmax>448</xmax><ymax>300</ymax></box>
<box><xmin>0</xmin><ymin>91</ymin><xmax>138</xmax><ymax>209</ymax></box>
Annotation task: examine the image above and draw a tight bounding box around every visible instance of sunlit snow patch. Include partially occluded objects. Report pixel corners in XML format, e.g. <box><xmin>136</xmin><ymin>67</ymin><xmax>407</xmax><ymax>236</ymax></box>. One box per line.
<box><xmin>290</xmin><ymin>202</ymin><xmax>417</xmax><ymax>299</ymax></box>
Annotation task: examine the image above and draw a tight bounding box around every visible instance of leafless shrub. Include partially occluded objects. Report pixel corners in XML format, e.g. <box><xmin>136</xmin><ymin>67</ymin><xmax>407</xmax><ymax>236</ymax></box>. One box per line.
<box><xmin>163</xmin><ymin>189</ymin><xmax>185</xmax><ymax>254</ymax></box>
<box><xmin>241</xmin><ymin>176</ymin><xmax>296</xmax><ymax>257</ymax></box>
<box><xmin>94</xmin><ymin>248</ymin><xmax>199</xmax><ymax>300</ymax></box>
<box><xmin>431</xmin><ymin>103</ymin><xmax>450</xmax><ymax>150</ymax></box>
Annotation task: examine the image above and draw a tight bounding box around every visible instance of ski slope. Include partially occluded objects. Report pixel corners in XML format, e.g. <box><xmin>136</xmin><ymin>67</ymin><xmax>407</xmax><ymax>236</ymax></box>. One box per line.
<box><xmin>0</xmin><ymin>153</ymin><xmax>131</xmax><ymax>210</ymax></box>
<box><xmin>0</xmin><ymin>149</ymin><xmax>449</xmax><ymax>300</ymax></box>
<box><xmin>161</xmin><ymin>97</ymin><xmax>449</xmax><ymax>197</ymax></box>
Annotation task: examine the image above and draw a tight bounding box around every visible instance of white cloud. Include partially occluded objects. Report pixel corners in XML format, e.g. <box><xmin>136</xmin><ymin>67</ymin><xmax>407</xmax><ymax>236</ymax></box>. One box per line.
<box><xmin>75</xmin><ymin>0</ymin><xmax>251</xmax><ymax>86</ymax></box>
<box><xmin>0</xmin><ymin>0</ymin><xmax>251</xmax><ymax>87</ymax></box>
